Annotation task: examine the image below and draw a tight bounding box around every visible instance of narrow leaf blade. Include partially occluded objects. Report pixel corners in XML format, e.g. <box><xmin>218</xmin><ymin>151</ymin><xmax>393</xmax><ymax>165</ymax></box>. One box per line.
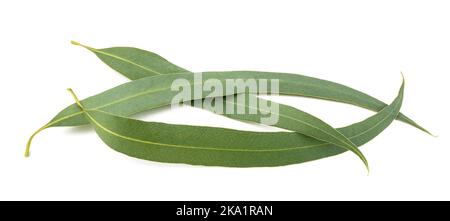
<box><xmin>71</xmin><ymin>78</ymin><xmax>403</xmax><ymax>167</ymax></box>
<box><xmin>72</xmin><ymin>42</ymin><xmax>428</xmax><ymax>134</ymax></box>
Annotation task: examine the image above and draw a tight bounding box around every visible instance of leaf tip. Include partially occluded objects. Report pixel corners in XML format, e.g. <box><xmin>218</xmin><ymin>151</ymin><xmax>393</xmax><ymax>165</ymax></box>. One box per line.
<box><xmin>362</xmin><ymin>156</ymin><xmax>370</xmax><ymax>174</ymax></box>
<box><xmin>400</xmin><ymin>72</ymin><xmax>436</xmax><ymax>137</ymax></box>
<box><xmin>431</xmin><ymin>134</ymin><xmax>438</xmax><ymax>138</ymax></box>
<box><xmin>419</xmin><ymin>126</ymin><xmax>438</xmax><ymax>137</ymax></box>
<box><xmin>350</xmin><ymin>145</ymin><xmax>370</xmax><ymax>174</ymax></box>
<box><xmin>70</xmin><ymin>40</ymin><xmax>81</xmax><ymax>46</ymax></box>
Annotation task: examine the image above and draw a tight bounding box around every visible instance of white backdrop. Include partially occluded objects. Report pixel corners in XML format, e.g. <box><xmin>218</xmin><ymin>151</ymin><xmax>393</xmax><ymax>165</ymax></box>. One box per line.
<box><xmin>1</xmin><ymin>0</ymin><xmax>448</xmax><ymax>200</ymax></box>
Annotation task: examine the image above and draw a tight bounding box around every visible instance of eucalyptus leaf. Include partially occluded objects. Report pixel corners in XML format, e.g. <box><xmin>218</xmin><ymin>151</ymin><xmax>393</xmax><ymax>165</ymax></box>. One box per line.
<box><xmin>64</xmin><ymin>77</ymin><xmax>403</xmax><ymax>167</ymax></box>
<box><xmin>26</xmin><ymin>73</ymin><xmax>368</xmax><ymax>169</ymax></box>
<box><xmin>71</xmin><ymin>41</ymin><xmax>429</xmax><ymax>135</ymax></box>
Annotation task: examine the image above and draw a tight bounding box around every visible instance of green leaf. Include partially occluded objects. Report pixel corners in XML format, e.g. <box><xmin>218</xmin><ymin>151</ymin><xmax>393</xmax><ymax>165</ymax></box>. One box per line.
<box><xmin>70</xmin><ymin>41</ymin><xmax>187</xmax><ymax>79</ymax></box>
<box><xmin>64</xmin><ymin>77</ymin><xmax>403</xmax><ymax>167</ymax></box>
<box><xmin>72</xmin><ymin>41</ymin><xmax>429</xmax><ymax>135</ymax></box>
<box><xmin>27</xmin><ymin>73</ymin><xmax>368</xmax><ymax>169</ymax></box>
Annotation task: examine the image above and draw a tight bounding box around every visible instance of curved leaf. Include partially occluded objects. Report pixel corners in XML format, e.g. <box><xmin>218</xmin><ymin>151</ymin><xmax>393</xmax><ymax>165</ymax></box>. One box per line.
<box><xmin>71</xmin><ymin>41</ymin><xmax>428</xmax><ymax>135</ymax></box>
<box><xmin>65</xmin><ymin>78</ymin><xmax>403</xmax><ymax>167</ymax></box>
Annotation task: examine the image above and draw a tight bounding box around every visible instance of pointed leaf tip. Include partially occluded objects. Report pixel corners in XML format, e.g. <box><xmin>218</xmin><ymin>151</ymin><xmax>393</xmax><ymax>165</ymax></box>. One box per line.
<box><xmin>70</xmin><ymin>40</ymin><xmax>81</xmax><ymax>46</ymax></box>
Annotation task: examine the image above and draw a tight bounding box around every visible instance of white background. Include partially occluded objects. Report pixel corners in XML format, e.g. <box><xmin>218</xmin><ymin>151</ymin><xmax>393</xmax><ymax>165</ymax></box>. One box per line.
<box><xmin>1</xmin><ymin>0</ymin><xmax>449</xmax><ymax>200</ymax></box>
